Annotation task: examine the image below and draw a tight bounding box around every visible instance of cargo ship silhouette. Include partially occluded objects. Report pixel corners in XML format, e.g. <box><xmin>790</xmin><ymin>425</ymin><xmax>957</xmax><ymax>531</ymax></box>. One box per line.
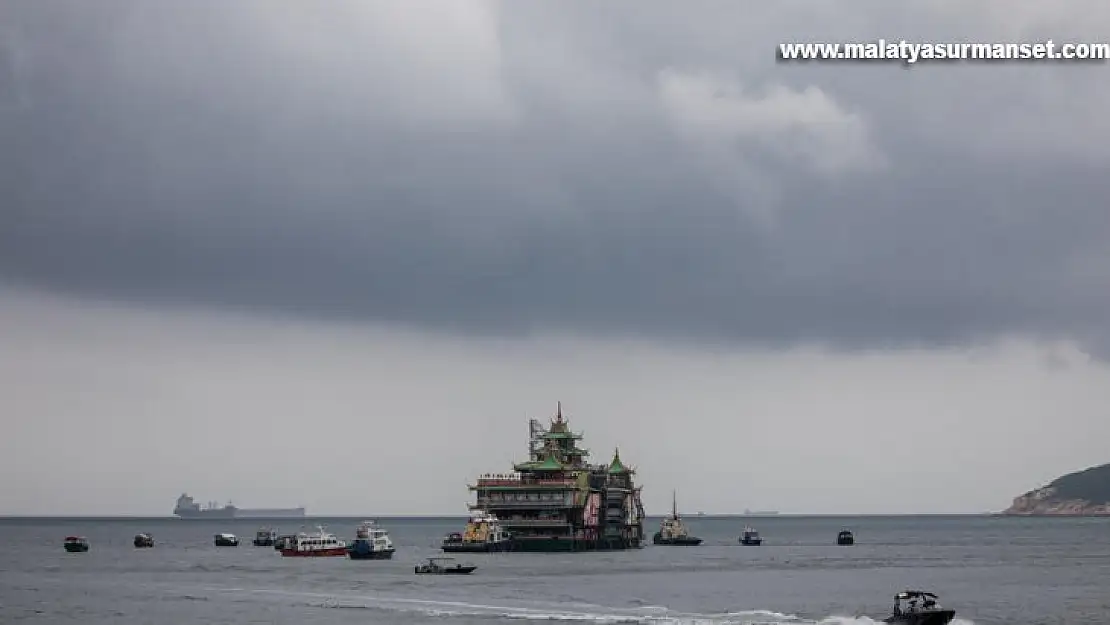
<box><xmin>173</xmin><ymin>493</ymin><xmax>306</xmax><ymax>519</ymax></box>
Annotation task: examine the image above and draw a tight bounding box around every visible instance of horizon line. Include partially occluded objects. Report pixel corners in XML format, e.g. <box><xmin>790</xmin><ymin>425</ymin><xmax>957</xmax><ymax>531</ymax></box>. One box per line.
<box><xmin>0</xmin><ymin>512</ymin><xmax>999</xmax><ymax>519</ymax></box>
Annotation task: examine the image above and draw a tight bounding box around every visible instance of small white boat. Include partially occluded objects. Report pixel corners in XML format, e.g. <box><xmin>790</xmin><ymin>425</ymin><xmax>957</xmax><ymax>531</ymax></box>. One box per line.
<box><xmin>214</xmin><ymin>532</ymin><xmax>239</xmax><ymax>547</ymax></box>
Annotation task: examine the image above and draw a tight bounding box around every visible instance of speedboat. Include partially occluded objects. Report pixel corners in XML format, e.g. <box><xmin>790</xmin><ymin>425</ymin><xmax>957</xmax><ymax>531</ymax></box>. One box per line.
<box><xmin>214</xmin><ymin>533</ymin><xmax>239</xmax><ymax>547</ymax></box>
<box><xmin>63</xmin><ymin>536</ymin><xmax>89</xmax><ymax>553</ymax></box>
<box><xmin>653</xmin><ymin>491</ymin><xmax>703</xmax><ymax>546</ymax></box>
<box><xmin>133</xmin><ymin>533</ymin><xmax>154</xmax><ymax>548</ymax></box>
<box><xmin>837</xmin><ymin>529</ymin><xmax>855</xmax><ymax>545</ymax></box>
<box><xmin>739</xmin><ymin>526</ymin><xmax>762</xmax><ymax>546</ymax></box>
<box><xmin>882</xmin><ymin>590</ymin><xmax>956</xmax><ymax>625</ymax></box>
<box><xmin>415</xmin><ymin>556</ymin><xmax>477</xmax><ymax>575</ymax></box>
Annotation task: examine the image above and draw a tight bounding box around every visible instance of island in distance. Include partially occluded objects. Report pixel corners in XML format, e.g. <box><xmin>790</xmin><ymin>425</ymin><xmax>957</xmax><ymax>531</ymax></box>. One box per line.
<box><xmin>1002</xmin><ymin>462</ymin><xmax>1110</xmax><ymax>515</ymax></box>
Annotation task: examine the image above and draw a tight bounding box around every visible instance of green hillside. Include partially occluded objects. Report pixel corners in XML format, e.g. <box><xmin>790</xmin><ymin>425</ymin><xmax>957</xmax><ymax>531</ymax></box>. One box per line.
<box><xmin>1046</xmin><ymin>463</ymin><xmax>1110</xmax><ymax>502</ymax></box>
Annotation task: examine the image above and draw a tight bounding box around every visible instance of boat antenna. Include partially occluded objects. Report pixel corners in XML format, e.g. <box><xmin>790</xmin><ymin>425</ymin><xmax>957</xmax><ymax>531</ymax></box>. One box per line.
<box><xmin>672</xmin><ymin>490</ymin><xmax>679</xmax><ymax>520</ymax></box>
<box><xmin>556</xmin><ymin>401</ymin><xmax>563</xmax><ymax>423</ymax></box>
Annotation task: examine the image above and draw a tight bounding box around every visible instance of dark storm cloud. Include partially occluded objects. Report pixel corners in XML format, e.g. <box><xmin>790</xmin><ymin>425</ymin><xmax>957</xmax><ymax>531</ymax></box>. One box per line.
<box><xmin>2</xmin><ymin>0</ymin><xmax>1109</xmax><ymax>353</ymax></box>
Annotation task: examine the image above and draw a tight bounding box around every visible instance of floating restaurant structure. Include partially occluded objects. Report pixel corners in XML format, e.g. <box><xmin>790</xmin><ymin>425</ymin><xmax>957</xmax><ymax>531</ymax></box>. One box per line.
<box><xmin>466</xmin><ymin>403</ymin><xmax>645</xmax><ymax>552</ymax></box>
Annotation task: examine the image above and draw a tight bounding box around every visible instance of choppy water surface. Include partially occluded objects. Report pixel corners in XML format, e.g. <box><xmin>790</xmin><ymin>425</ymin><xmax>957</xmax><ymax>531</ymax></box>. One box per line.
<box><xmin>2</xmin><ymin>515</ymin><xmax>1108</xmax><ymax>624</ymax></box>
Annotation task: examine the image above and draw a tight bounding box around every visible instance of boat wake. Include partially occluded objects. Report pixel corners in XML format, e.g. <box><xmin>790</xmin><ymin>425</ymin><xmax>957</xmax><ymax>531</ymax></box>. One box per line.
<box><xmin>206</xmin><ymin>587</ymin><xmax>976</xmax><ymax>625</ymax></box>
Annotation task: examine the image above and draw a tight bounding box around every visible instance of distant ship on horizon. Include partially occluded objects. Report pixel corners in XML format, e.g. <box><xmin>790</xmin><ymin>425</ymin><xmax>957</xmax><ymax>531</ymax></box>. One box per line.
<box><xmin>744</xmin><ymin>509</ymin><xmax>780</xmax><ymax>516</ymax></box>
<box><xmin>173</xmin><ymin>493</ymin><xmax>306</xmax><ymax>519</ymax></box>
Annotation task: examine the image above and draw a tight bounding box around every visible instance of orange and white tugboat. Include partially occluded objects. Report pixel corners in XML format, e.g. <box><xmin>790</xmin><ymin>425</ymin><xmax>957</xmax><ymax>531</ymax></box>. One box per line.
<box><xmin>442</xmin><ymin>510</ymin><xmax>513</xmax><ymax>553</ymax></box>
<box><xmin>278</xmin><ymin>525</ymin><xmax>348</xmax><ymax>557</ymax></box>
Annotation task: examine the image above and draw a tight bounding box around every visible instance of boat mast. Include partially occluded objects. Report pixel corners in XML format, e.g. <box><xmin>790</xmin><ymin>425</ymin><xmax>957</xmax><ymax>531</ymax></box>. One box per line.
<box><xmin>672</xmin><ymin>490</ymin><xmax>679</xmax><ymax>520</ymax></box>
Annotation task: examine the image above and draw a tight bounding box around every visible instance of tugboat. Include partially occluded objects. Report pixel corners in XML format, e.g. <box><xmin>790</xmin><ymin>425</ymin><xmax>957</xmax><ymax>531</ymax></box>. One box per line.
<box><xmin>465</xmin><ymin>403</ymin><xmax>647</xmax><ymax>552</ymax></box>
<box><xmin>837</xmin><ymin>529</ymin><xmax>855</xmax><ymax>545</ymax></box>
<box><xmin>252</xmin><ymin>527</ymin><xmax>277</xmax><ymax>547</ymax></box>
<box><xmin>347</xmin><ymin>520</ymin><xmax>395</xmax><ymax>560</ymax></box>
<box><xmin>278</xmin><ymin>526</ymin><xmax>348</xmax><ymax>557</ymax></box>
<box><xmin>882</xmin><ymin>590</ymin><xmax>956</xmax><ymax>625</ymax></box>
<box><xmin>739</xmin><ymin>526</ymin><xmax>762</xmax><ymax>546</ymax></box>
<box><xmin>652</xmin><ymin>491</ymin><xmax>702</xmax><ymax>546</ymax></box>
<box><xmin>415</xmin><ymin>556</ymin><xmax>477</xmax><ymax>575</ymax></box>
<box><xmin>63</xmin><ymin>536</ymin><xmax>90</xmax><ymax>553</ymax></box>
<box><xmin>214</xmin><ymin>533</ymin><xmax>239</xmax><ymax>547</ymax></box>
<box><xmin>442</xmin><ymin>510</ymin><xmax>513</xmax><ymax>553</ymax></box>
<box><xmin>133</xmin><ymin>533</ymin><xmax>154</xmax><ymax>548</ymax></box>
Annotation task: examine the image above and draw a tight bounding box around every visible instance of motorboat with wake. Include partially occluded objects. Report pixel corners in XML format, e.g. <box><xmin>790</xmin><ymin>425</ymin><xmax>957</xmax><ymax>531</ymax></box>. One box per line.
<box><xmin>653</xmin><ymin>491</ymin><xmax>702</xmax><ymax>546</ymax></box>
<box><xmin>415</xmin><ymin>556</ymin><xmax>477</xmax><ymax>575</ymax></box>
<box><xmin>882</xmin><ymin>590</ymin><xmax>956</xmax><ymax>625</ymax></box>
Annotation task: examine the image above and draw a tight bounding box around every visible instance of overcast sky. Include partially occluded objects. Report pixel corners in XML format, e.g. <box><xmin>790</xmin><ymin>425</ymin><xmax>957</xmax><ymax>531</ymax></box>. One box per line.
<box><xmin>2</xmin><ymin>0</ymin><xmax>1109</xmax><ymax>515</ymax></box>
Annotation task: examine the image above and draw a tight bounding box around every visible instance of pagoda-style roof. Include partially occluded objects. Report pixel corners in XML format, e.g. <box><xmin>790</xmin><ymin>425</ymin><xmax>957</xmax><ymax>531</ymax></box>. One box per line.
<box><xmin>514</xmin><ymin>454</ymin><xmax>567</xmax><ymax>472</ymax></box>
<box><xmin>545</xmin><ymin>402</ymin><xmax>584</xmax><ymax>439</ymax></box>
<box><xmin>608</xmin><ymin>447</ymin><xmax>631</xmax><ymax>474</ymax></box>
<box><xmin>534</xmin><ymin>455</ymin><xmax>566</xmax><ymax>471</ymax></box>
<box><xmin>543</xmin><ymin>430</ymin><xmax>583</xmax><ymax>440</ymax></box>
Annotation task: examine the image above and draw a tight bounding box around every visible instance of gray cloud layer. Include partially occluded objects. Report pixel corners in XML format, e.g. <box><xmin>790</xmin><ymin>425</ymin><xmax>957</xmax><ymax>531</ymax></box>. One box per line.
<box><xmin>3</xmin><ymin>0</ymin><xmax>1110</xmax><ymax>352</ymax></box>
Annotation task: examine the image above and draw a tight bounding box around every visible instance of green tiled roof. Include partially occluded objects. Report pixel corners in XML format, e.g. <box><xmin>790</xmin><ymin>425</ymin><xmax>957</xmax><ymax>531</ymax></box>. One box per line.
<box><xmin>608</xmin><ymin>448</ymin><xmax>630</xmax><ymax>473</ymax></box>
<box><xmin>543</xmin><ymin>431</ymin><xmax>583</xmax><ymax>440</ymax></box>
<box><xmin>534</xmin><ymin>455</ymin><xmax>565</xmax><ymax>470</ymax></box>
<box><xmin>514</xmin><ymin>454</ymin><xmax>567</xmax><ymax>472</ymax></box>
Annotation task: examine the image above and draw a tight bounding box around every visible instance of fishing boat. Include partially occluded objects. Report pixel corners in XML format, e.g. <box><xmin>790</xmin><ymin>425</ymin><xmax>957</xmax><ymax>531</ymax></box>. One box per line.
<box><xmin>882</xmin><ymin>590</ymin><xmax>956</xmax><ymax>625</ymax></box>
<box><xmin>214</xmin><ymin>532</ymin><xmax>239</xmax><ymax>547</ymax></box>
<box><xmin>442</xmin><ymin>510</ymin><xmax>513</xmax><ymax>553</ymax></box>
<box><xmin>133</xmin><ymin>533</ymin><xmax>154</xmax><ymax>548</ymax></box>
<box><xmin>347</xmin><ymin>520</ymin><xmax>395</xmax><ymax>560</ymax></box>
<box><xmin>837</xmin><ymin>529</ymin><xmax>855</xmax><ymax>545</ymax></box>
<box><xmin>415</xmin><ymin>556</ymin><xmax>477</xmax><ymax>575</ymax></box>
<box><xmin>652</xmin><ymin>491</ymin><xmax>702</xmax><ymax>546</ymax></box>
<box><xmin>252</xmin><ymin>527</ymin><xmax>277</xmax><ymax>547</ymax></box>
<box><xmin>739</xmin><ymin>526</ymin><xmax>762</xmax><ymax>546</ymax></box>
<box><xmin>63</xmin><ymin>536</ymin><xmax>89</xmax><ymax>553</ymax></box>
<box><xmin>278</xmin><ymin>526</ymin><xmax>348</xmax><ymax>557</ymax></box>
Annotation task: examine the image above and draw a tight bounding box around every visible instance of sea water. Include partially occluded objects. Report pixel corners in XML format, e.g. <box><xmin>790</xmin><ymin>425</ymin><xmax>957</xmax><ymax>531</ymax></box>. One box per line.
<box><xmin>2</xmin><ymin>515</ymin><xmax>1108</xmax><ymax>624</ymax></box>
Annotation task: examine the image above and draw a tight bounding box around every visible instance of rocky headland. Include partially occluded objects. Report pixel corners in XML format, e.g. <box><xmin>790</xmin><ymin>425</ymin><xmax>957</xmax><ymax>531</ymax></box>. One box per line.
<box><xmin>1002</xmin><ymin>462</ymin><xmax>1110</xmax><ymax>516</ymax></box>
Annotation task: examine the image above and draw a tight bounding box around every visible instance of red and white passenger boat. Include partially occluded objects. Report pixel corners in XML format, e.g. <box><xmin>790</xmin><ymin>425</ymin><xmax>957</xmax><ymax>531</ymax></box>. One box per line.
<box><xmin>278</xmin><ymin>525</ymin><xmax>348</xmax><ymax>557</ymax></box>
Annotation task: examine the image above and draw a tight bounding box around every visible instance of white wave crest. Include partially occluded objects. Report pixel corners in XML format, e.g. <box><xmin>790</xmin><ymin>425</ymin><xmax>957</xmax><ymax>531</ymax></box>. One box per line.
<box><xmin>206</xmin><ymin>586</ymin><xmax>975</xmax><ymax>625</ymax></box>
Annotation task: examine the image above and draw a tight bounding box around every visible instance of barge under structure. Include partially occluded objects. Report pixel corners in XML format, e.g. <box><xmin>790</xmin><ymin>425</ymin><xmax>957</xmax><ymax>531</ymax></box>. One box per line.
<box><xmin>466</xmin><ymin>403</ymin><xmax>646</xmax><ymax>552</ymax></box>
